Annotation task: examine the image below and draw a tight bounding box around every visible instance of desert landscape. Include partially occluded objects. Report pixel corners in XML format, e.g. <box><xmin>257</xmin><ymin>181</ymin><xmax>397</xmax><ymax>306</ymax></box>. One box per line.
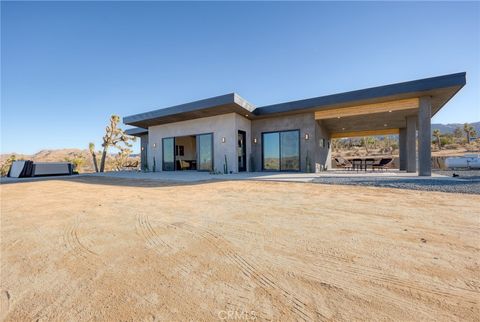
<box><xmin>1</xmin><ymin>177</ymin><xmax>478</xmax><ymax>321</ymax></box>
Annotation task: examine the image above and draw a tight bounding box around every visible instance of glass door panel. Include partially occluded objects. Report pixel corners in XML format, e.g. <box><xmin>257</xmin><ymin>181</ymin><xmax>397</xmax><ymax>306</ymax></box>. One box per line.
<box><xmin>162</xmin><ymin>137</ymin><xmax>175</xmax><ymax>171</ymax></box>
<box><xmin>262</xmin><ymin>132</ymin><xmax>280</xmax><ymax>170</ymax></box>
<box><xmin>197</xmin><ymin>134</ymin><xmax>213</xmax><ymax>171</ymax></box>
<box><xmin>280</xmin><ymin>131</ymin><xmax>300</xmax><ymax>171</ymax></box>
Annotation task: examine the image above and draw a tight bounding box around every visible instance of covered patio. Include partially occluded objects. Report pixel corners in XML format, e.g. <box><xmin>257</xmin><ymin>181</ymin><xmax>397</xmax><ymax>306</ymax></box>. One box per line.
<box><xmin>311</xmin><ymin>74</ymin><xmax>466</xmax><ymax>176</ymax></box>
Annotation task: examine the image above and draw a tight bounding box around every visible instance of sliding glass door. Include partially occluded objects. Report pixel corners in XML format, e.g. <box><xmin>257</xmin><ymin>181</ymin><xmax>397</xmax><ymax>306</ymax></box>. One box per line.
<box><xmin>262</xmin><ymin>130</ymin><xmax>300</xmax><ymax>171</ymax></box>
<box><xmin>162</xmin><ymin>137</ymin><xmax>175</xmax><ymax>171</ymax></box>
<box><xmin>197</xmin><ymin>133</ymin><xmax>213</xmax><ymax>171</ymax></box>
<box><xmin>262</xmin><ymin>132</ymin><xmax>280</xmax><ymax>170</ymax></box>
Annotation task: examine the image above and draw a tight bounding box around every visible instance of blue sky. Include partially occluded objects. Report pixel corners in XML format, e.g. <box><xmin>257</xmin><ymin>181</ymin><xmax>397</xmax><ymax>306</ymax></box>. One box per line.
<box><xmin>2</xmin><ymin>1</ymin><xmax>479</xmax><ymax>154</ymax></box>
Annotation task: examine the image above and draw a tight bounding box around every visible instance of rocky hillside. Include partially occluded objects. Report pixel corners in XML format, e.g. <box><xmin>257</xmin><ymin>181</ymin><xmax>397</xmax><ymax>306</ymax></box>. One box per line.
<box><xmin>0</xmin><ymin>149</ymin><xmax>139</xmax><ymax>174</ymax></box>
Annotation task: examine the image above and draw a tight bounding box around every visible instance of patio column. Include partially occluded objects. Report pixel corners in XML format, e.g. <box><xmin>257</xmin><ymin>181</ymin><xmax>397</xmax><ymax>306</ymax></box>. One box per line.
<box><xmin>418</xmin><ymin>96</ymin><xmax>432</xmax><ymax>176</ymax></box>
<box><xmin>406</xmin><ymin>115</ymin><xmax>417</xmax><ymax>173</ymax></box>
<box><xmin>399</xmin><ymin>128</ymin><xmax>407</xmax><ymax>171</ymax></box>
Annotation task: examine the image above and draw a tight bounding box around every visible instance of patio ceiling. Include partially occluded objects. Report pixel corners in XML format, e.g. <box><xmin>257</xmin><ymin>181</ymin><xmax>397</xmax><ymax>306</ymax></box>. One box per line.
<box><xmin>317</xmin><ymin>98</ymin><xmax>420</xmax><ymax>137</ymax></box>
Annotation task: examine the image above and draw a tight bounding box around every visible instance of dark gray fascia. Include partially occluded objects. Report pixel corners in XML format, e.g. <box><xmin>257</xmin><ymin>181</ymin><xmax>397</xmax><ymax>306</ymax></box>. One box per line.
<box><xmin>254</xmin><ymin>72</ymin><xmax>466</xmax><ymax>116</ymax></box>
<box><xmin>123</xmin><ymin>93</ymin><xmax>255</xmax><ymax>126</ymax></box>
<box><xmin>125</xmin><ymin>127</ymin><xmax>148</xmax><ymax>136</ymax></box>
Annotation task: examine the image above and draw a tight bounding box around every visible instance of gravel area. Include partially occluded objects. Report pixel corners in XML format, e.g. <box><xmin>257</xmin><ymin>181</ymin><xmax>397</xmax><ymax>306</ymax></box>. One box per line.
<box><xmin>313</xmin><ymin>172</ymin><xmax>480</xmax><ymax>194</ymax></box>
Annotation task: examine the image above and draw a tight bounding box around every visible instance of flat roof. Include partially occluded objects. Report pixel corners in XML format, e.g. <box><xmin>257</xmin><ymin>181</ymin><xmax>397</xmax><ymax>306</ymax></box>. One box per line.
<box><xmin>123</xmin><ymin>72</ymin><xmax>466</xmax><ymax>129</ymax></box>
<box><xmin>255</xmin><ymin>72</ymin><xmax>466</xmax><ymax>117</ymax></box>
<box><xmin>125</xmin><ymin>127</ymin><xmax>148</xmax><ymax>136</ymax></box>
<box><xmin>123</xmin><ymin>93</ymin><xmax>256</xmax><ymax>128</ymax></box>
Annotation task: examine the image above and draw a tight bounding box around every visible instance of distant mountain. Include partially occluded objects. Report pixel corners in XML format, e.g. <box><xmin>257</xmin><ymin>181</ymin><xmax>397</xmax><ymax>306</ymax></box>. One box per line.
<box><xmin>431</xmin><ymin>122</ymin><xmax>480</xmax><ymax>135</ymax></box>
<box><xmin>0</xmin><ymin>148</ymin><xmax>139</xmax><ymax>173</ymax></box>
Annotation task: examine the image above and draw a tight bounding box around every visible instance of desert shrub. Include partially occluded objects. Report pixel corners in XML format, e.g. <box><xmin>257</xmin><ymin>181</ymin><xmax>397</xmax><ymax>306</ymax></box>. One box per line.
<box><xmin>64</xmin><ymin>153</ymin><xmax>86</xmax><ymax>173</ymax></box>
<box><xmin>444</xmin><ymin>144</ymin><xmax>460</xmax><ymax>150</ymax></box>
<box><xmin>0</xmin><ymin>154</ymin><xmax>17</xmax><ymax>177</ymax></box>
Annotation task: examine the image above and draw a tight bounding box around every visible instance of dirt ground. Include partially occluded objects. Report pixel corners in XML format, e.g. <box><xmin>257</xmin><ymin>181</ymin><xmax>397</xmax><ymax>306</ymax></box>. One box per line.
<box><xmin>1</xmin><ymin>177</ymin><xmax>479</xmax><ymax>321</ymax></box>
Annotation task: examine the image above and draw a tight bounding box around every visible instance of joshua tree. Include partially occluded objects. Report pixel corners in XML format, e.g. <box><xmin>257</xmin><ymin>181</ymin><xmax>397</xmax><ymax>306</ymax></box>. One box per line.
<box><xmin>89</xmin><ymin>142</ymin><xmax>99</xmax><ymax>172</ymax></box>
<box><xmin>433</xmin><ymin>129</ymin><xmax>442</xmax><ymax>150</ymax></box>
<box><xmin>99</xmin><ymin>115</ymin><xmax>136</xmax><ymax>172</ymax></box>
<box><xmin>361</xmin><ymin>136</ymin><xmax>375</xmax><ymax>154</ymax></box>
<box><xmin>464</xmin><ymin>123</ymin><xmax>474</xmax><ymax>143</ymax></box>
<box><xmin>113</xmin><ymin>148</ymin><xmax>133</xmax><ymax>170</ymax></box>
<box><xmin>453</xmin><ymin>127</ymin><xmax>463</xmax><ymax>139</ymax></box>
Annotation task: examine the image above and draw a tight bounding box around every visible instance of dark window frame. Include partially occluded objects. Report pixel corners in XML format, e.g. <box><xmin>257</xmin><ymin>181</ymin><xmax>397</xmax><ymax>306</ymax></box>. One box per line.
<box><xmin>261</xmin><ymin>129</ymin><xmax>301</xmax><ymax>172</ymax></box>
<box><xmin>196</xmin><ymin>132</ymin><xmax>214</xmax><ymax>172</ymax></box>
<box><xmin>162</xmin><ymin>137</ymin><xmax>176</xmax><ymax>171</ymax></box>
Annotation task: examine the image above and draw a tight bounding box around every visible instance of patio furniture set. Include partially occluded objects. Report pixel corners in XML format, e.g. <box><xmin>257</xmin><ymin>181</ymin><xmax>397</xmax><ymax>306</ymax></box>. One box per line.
<box><xmin>334</xmin><ymin>157</ymin><xmax>394</xmax><ymax>172</ymax></box>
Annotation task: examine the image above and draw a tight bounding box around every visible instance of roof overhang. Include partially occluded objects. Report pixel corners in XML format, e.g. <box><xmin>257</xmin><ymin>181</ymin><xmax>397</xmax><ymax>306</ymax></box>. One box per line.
<box><xmin>122</xmin><ymin>72</ymin><xmax>465</xmax><ymax>133</ymax></box>
<box><xmin>254</xmin><ymin>72</ymin><xmax>466</xmax><ymax>118</ymax></box>
<box><xmin>123</xmin><ymin>93</ymin><xmax>255</xmax><ymax>128</ymax></box>
<box><xmin>125</xmin><ymin>127</ymin><xmax>148</xmax><ymax>137</ymax></box>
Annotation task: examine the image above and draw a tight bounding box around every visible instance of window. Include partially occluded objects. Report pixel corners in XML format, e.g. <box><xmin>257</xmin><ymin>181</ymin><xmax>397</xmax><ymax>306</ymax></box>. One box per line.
<box><xmin>197</xmin><ymin>133</ymin><xmax>213</xmax><ymax>171</ymax></box>
<box><xmin>262</xmin><ymin>130</ymin><xmax>300</xmax><ymax>171</ymax></box>
<box><xmin>175</xmin><ymin>145</ymin><xmax>184</xmax><ymax>156</ymax></box>
<box><xmin>162</xmin><ymin>137</ymin><xmax>175</xmax><ymax>171</ymax></box>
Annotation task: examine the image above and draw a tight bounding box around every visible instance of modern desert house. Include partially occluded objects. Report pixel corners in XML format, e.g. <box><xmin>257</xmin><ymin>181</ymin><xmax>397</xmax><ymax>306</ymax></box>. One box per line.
<box><xmin>124</xmin><ymin>72</ymin><xmax>466</xmax><ymax>176</ymax></box>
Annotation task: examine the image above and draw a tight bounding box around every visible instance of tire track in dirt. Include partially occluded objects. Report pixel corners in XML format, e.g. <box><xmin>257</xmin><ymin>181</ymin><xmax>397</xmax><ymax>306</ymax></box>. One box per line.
<box><xmin>135</xmin><ymin>214</ymin><xmax>256</xmax><ymax>316</ymax></box>
<box><xmin>30</xmin><ymin>214</ymin><xmax>169</xmax><ymax>322</ymax></box>
<box><xmin>305</xmin><ymin>250</ymin><xmax>479</xmax><ymax>305</ymax></box>
<box><xmin>282</xmin><ymin>256</ymin><xmax>457</xmax><ymax>320</ymax></box>
<box><xmin>170</xmin><ymin>222</ymin><xmax>324</xmax><ymax>322</ymax></box>
<box><xmin>28</xmin><ymin>215</ymin><xmax>103</xmax><ymax>321</ymax></box>
<box><xmin>63</xmin><ymin>215</ymin><xmax>99</xmax><ymax>263</ymax></box>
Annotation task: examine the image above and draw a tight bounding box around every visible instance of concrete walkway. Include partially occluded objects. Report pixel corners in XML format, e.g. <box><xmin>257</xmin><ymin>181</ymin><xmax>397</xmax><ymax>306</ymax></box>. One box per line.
<box><xmin>81</xmin><ymin>170</ymin><xmax>479</xmax><ymax>194</ymax></box>
<box><xmin>2</xmin><ymin>170</ymin><xmax>478</xmax><ymax>194</ymax></box>
<box><xmin>82</xmin><ymin>169</ymin><xmax>451</xmax><ymax>183</ymax></box>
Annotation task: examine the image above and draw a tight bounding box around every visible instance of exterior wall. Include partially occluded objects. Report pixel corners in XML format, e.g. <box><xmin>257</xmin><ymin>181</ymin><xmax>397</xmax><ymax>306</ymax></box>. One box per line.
<box><xmin>314</xmin><ymin>120</ymin><xmax>332</xmax><ymax>171</ymax></box>
<box><xmin>144</xmin><ymin>111</ymin><xmax>331</xmax><ymax>173</ymax></box>
<box><xmin>147</xmin><ymin>113</ymin><xmax>251</xmax><ymax>173</ymax></box>
<box><xmin>251</xmin><ymin>113</ymin><xmax>329</xmax><ymax>172</ymax></box>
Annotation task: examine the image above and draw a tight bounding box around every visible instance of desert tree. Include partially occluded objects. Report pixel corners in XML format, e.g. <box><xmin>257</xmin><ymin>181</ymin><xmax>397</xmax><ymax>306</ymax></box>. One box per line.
<box><xmin>463</xmin><ymin>123</ymin><xmax>475</xmax><ymax>143</ymax></box>
<box><xmin>433</xmin><ymin>129</ymin><xmax>442</xmax><ymax>150</ymax></box>
<box><xmin>113</xmin><ymin>148</ymin><xmax>133</xmax><ymax>170</ymax></box>
<box><xmin>361</xmin><ymin>136</ymin><xmax>375</xmax><ymax>154</ymax></box>
<box><xmin>453</xmin><ymin>127</ymin><xmax>463</xmax><ymax>139</ymax></box>
<box><xmin>89</xmin><ymin>142</ymin><xmax>99</xmax><ymax>172</ymax></box>
<box><xmin>99</xmin><ymin>115</ymin><xmax>136</xmax><ymax>172</ymax></box>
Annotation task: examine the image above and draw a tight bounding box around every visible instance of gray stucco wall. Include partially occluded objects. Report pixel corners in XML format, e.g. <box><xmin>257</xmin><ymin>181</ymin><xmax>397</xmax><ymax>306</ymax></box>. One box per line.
<box><xmin>147</xmin><ymin>113</ymin><xmax>251</xmax><ymax>173</ymax></box>
<box><xmin>314</xmin><ymin>120</ymin><xmax>332</xmax><ymax>171</ymax></box>
<box><xmin>251</xmin><ymin>112</ymin><xmax>331</xmax><ymax>172</ymax></box>
<box><xmin>143</xmin><ymin>111</ymin><xmax>331</xmax><ymax>173</ymax></box>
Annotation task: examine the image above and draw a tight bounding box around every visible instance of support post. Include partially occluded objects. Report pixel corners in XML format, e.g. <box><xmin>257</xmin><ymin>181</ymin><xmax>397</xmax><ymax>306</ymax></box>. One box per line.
<box><xmin>399</xmin><ymin>128</ymin><xmax>407</xmax><ymax>171</ymax></box>
<box><xmin>418</xmin><ymin>96</ymin><xmax>432</xmax><ymax>176</ymax></box>
<box><xmin>406</xmin><ymin>115</ymin><xmax>417</xmax><ymax>173</ymax></box>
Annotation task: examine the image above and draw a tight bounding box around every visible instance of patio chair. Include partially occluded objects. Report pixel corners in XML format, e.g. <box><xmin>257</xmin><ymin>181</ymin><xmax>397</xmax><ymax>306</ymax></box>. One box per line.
<box><xmin>352</xmin><ymin>158</ymin><xmax>363</xmax><ymax>172</ymax></box>
<box><xmin>372</xmin><ymin>158</ymin><xmax>393</xmax><ymax>171</ymax></box>
<box><xmin>334</xmin><ymin>157</ymin><xmax>353</xmax><ymax>170</ymax></box>
<box><xmin>177</xmin><ymin>159</ymin><xmax>190</xmax><ymax>170</ymax></box>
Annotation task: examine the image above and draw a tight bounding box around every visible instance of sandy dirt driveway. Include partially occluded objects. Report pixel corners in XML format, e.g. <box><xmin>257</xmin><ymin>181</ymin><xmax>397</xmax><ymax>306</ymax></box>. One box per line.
<box><xmin>1</xmin><ymin>177</ymin><xmax>479</xmax><ymax>321</ymax></box>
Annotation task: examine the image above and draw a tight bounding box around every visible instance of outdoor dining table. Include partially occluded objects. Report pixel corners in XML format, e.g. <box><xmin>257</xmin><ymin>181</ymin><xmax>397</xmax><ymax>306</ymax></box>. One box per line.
<box><xmin>351</xmin><ymin>158</ymin><xmax>376</xmax><ymax>172</ymax></box>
